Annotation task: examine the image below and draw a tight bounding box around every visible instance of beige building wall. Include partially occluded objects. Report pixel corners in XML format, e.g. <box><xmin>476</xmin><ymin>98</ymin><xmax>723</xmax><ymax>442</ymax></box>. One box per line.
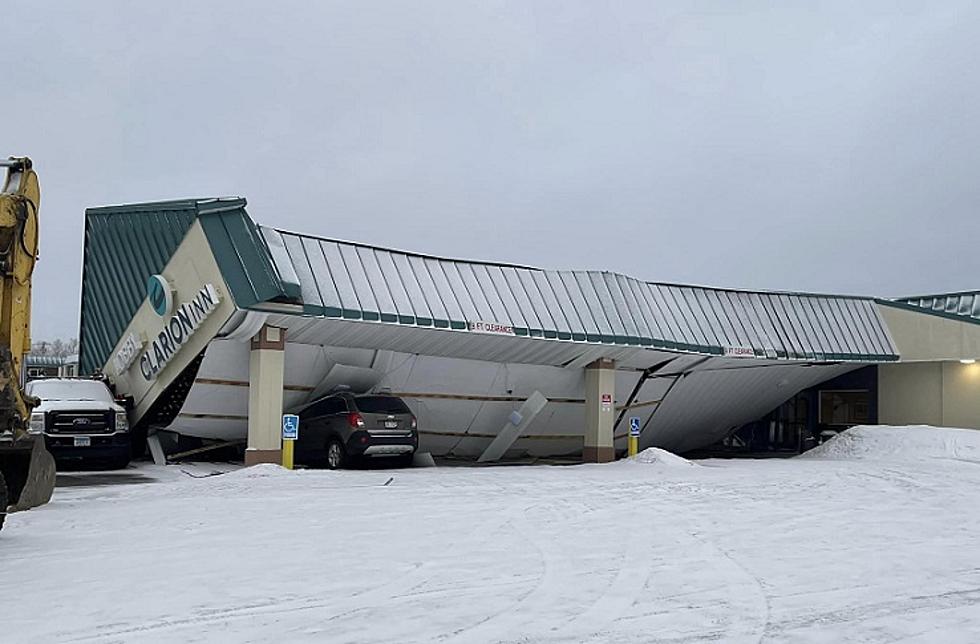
<box><xmin>876</xmin><ymin>303</ymin><xmax>980</xmax><ymax>429</ymax></box>
<box><xmin>877</xmin><ymin>303</ymin><xmax>980</xmax><ymax>362</ymax></box>
<box><xmin>878</xmin><ymin>362</ymin><xmax>943</xmax><ymax>426</ymax></box>
<box><xmin>939</xmin><ymin>361</ymin><xmax>980</xmax><ymax>429</ymax></box>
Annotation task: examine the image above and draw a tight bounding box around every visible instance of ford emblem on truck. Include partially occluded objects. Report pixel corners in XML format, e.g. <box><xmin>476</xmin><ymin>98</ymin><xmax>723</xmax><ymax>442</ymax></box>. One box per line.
<box><xmin>73</xmin><ymin>417</ymin><xmax>92</xmax><ymax>427</ymax></box>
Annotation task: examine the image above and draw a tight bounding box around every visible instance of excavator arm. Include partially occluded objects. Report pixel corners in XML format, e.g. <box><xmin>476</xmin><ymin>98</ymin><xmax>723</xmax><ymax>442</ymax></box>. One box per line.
<box><xmin>0</xmin><ymin>157</ymin><xmax>55</xmax><ymax>531</ymax></box>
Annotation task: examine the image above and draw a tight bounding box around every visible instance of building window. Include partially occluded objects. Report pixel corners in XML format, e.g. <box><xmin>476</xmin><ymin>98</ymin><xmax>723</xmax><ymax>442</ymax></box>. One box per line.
<box><xmin>819</xmin><ymin>390</ymin><xmax>870</xmax><ymax>426</ymax></box>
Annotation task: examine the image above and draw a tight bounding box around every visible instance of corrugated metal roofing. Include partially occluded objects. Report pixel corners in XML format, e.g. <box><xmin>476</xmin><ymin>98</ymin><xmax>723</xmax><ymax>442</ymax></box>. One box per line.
<box><xmin>201</xmin><ymin>210</ymin><xmax>301</xmax><ymax>308</ymax></box>
<box><xmin>78</xmin><ymin>198</ymin><xmax>301</xmax><ymax>375</ymax></box>
<box><xmin>79</xmin><ymin>199</ymin><xmax>203</xmax><ymax>374</ymax></box>
<box><xmin>78</xmin><ymin>195</ymin><xmax>900</xmax><ymax>373</ymax></box>
<box><xmin>263</xmin><ymin>228</ymin><xmax>899</xmax><ymax>362</ymax></box>
<box><xmin>24</xmin><ymin>354</ymin><xmax>71</xmax><ymax>368</ymax></box>
<box><xmin>892</xmin><ymin>291</ymin><xmax>980</xmax><ymax>323</ymax></box>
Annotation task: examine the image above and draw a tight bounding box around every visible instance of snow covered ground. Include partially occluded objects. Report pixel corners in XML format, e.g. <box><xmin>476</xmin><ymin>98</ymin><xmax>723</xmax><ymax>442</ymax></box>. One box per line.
<box><xmin>4</xmin><ymin>425</ymin><xmax>980</xmax><ymax>643</ymax></box>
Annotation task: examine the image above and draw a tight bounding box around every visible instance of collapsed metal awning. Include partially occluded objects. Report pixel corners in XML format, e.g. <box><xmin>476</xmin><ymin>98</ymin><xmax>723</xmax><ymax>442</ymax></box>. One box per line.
<box><xmin>258</xmin><ymin>226</ymin><xmax>899</xmax><ymax>363</ymax></box>
<box><xmin>80</xmin><ymin>197</ymin><xmax>904</xmax><ymax>457</ymax></box>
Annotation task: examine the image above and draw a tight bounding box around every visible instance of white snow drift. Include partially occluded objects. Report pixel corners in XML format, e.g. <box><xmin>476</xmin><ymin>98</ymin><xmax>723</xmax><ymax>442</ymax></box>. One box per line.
<box><xmin>803</xmin><ymin>423</ymin><xmax>980</xmax><ymax>464</ymax></box>
<box><xmin>626</xmin><ymin>447</ymin><xmax>697</xmax><ymax>467</ymax></box>
<box><xmin>4</xmin><ymin>425</ymin><xmax>980</xmax><ymax>643</ymax></box>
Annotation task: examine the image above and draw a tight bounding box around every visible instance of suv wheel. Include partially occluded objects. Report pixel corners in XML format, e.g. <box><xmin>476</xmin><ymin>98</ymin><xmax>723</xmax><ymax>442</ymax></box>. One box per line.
<box><xmin>394</xmin><ymin>453</ymin><xmax>414</xmax><ymax>468</ymax></box>
<box><xmin>325</xmin><ymin>440</ymin><xmax>346</xmax><ymax>470</ymax></box>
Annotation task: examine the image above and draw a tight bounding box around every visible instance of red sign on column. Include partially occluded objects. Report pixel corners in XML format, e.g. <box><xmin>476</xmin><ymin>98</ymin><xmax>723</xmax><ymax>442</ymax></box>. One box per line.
<box><xmin>601</xmin><ymin>393</ymin><xmax>612</xmax><ymax>411</ymax></box>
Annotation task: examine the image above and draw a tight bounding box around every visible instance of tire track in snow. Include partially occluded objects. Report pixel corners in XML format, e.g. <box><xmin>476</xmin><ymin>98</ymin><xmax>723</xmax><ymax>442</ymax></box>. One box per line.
<box><xmin>685</xmin><ymin>530</ymin><xmax>771</xmax><ymax>644</ymax></box>
<box><xmin>435</xmin><ymin>494</ymin><xmax>620</xmax><ymax>643</ymax></box>
<box><xmin>437</xmin><ymin>499</ymin><xmax>573</xmax><ymax>643</ymax></box>
<box><xmin>62</xmin><ymin>564</ymin><xmax>439</xmax><ymax>642</ymax></box>
<box><xmin>763</xmin><ymin>586</ymin><xmax>980</xmax><ymax>639</ymax></box>
<box><xmin>440</xmin><ymin>495</ymin><xmax>658</xmax><ymax>643</ymax></box>
<box><xmin>626</xmin><ymin>480</ymin><xmax>772</xmax><ymax>644</ymax></box>
<box><xmin>61</xmin><ymin>505</ymin><xmax>524</xmax><ymax>643</ymax></box>
<box><xmin>550</xmin><ymin>511</ymin><xmax>659</xmax><ymax>640</ymax></box>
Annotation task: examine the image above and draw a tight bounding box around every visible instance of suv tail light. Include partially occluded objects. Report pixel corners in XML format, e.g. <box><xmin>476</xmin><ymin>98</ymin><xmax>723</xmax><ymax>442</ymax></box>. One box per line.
<box><xmin>348</xmin><ymin>412</ymin><xmax>365</xmax><ymax>429</ymax></box>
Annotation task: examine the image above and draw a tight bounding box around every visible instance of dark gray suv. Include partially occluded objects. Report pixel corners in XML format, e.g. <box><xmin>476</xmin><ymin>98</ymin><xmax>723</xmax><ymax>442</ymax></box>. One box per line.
<box><xmin>295</xmin><ymin>393</ymin><xmax>418</xmax><ymax>469</ymax></box>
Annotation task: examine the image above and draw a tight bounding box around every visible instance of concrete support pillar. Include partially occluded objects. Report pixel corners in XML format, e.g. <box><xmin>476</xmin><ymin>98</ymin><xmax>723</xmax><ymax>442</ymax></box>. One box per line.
<box><xmin>245</xmin><ymin>324</ymin><xmax>286</xmax><ymax>466</ymax></box>
<box><xmin>583</xmin><ymin>358</ymin><xmax>616</xmax><ymax>463</ymax></box>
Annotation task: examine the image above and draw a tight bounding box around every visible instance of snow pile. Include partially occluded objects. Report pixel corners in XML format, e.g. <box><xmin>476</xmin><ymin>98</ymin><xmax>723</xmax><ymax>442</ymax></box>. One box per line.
<box><xmin>218</xmin><ymin>463</ymin><xmax>296</xmax><ymax>479</ymax></box>
<box><xmin>802</xmin><ymin>425</ymin><xmax>980</xmax><ymax>463</ymax></box>
<box><xmin>629</xmin><ymin>447</ymin><xmax>697</xmax><ymax>467</ymax></box>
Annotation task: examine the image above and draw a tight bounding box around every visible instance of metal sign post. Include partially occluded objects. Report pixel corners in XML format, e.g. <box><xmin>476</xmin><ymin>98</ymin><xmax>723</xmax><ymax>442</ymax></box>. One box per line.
<box><xmin>628</xmin><ymin>416</ymin><xmax>641</xmax><ymax>457</ymax></box>
<box><xmin>281</xmin><ymin>414</ymin><xmax>299</xmax><ymax>470</ymax></box>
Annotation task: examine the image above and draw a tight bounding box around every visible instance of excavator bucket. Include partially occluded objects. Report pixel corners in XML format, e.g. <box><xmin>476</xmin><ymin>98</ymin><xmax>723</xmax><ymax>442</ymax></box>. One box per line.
<box><xmin>0</xmin><ymin>344</ymin><xmax>57</xmax><ymax>527</ymax></box>
<box><xmin>0</xmin><ymin>435</ymin><xmax>56</xmax><ymax>513</ymax></box>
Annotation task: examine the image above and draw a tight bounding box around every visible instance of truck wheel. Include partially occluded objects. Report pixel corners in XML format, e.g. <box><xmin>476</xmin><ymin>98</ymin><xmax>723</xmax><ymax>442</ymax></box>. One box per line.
<box><xmin>325</xmin><ymin>440</ymin><xmax>346</xmax><ymax>470</ymax></box>
<box><xmin>0</xmin><ymin>470</ymin><xmax>8</xmax><ymax>533</ymax></box>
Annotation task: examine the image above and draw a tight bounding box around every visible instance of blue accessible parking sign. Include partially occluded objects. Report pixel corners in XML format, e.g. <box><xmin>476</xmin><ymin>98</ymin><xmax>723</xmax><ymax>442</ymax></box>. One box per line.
<box><xmin>282</xmin><ymin>414</ymin><xmax>299</xmax><ymax>441</ymax></box>
<box><xmin>629</xmin><ymin>416</ymin><xmax>641</xmax><ymax>437</ymax></box>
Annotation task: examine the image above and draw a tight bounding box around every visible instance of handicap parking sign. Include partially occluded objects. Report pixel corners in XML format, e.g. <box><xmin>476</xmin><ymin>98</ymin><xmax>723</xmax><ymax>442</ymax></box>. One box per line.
<box><xmin>282</xmin><ymin>414</ymin><xmax>299</xmax><ymax>441</ymax></box>
<box><xmin>629</xmin><ymin>416</ymin><xmax>641</xmax><ymax>437</ymax></box>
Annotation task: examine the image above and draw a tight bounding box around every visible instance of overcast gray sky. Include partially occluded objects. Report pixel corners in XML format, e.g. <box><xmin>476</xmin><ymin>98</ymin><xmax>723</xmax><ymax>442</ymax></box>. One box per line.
<box><xmin>7</xmin><ymin>1</ymin><xmax>980</xmax><ymax>340</ymax></box>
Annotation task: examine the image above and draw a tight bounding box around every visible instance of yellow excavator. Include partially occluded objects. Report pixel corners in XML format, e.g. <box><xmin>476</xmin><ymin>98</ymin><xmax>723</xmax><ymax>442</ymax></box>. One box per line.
<box><xmin>0</xmin><ymin>157</ymin><xmax>56</xmax><ymax>532</ymax></box>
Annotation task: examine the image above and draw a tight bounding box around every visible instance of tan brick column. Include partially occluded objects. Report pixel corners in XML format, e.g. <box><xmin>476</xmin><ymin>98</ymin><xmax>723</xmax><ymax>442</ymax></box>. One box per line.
<box><xmin>583</xmin><ymin>358</ymin><xmax>616</xmax><ymax>463</ymax></box>
<box><xmin>245</xmin><ymin>324</ymin><xmax>286</xmax><ymax>466</ymax></box>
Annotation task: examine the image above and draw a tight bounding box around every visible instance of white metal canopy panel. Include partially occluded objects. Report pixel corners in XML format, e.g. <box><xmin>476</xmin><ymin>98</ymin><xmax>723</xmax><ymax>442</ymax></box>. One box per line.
<box><xmin>260</xmin><ymin>227</ymin><xmax>898</xmax><ymax>363</ymax></box>
<box><xmin>644</xmin><ymin>361</ymin><xmax>859</xmax><ymax>454</ymax></box>
<box><xmin>167</xmin><ymin>332</ymin><xmax>863</xmax><ymax>457</ymax></box>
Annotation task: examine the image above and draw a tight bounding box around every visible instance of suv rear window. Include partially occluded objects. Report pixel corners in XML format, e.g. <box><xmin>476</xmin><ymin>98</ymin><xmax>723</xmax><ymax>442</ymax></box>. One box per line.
<box><xmin>354</xmin><ymin>396</ymin><xmax>411</xmax><ymax>414</ymax></box>
<box><xmin>300</xmin><ymin>397</ymin><xmax>348</xmax><ymax>419</ymax></box>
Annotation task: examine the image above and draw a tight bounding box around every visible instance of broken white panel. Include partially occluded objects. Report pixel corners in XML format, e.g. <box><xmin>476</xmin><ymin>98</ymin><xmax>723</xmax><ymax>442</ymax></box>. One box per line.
<box><xmin>478</xmin><ymin>391</ymin><xmax>549</xmax><ymax>463</ymax></box>
<box><xmin>147</xmin><ymin>432</ymin><xmax>167</xmax><ymax>466</ymax></box>
<box><xmin>308</xmin><ymin>363</ymin><xmax>383</xmax><ymax>401</ymax></box>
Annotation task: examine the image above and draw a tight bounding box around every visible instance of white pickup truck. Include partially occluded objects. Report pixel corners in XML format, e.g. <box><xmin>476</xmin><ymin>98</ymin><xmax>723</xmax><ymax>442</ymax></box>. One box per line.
<box><xmin>25</xmin><ymin>378</ymin><xmax>131</xmax><ymax>470</ymax></box>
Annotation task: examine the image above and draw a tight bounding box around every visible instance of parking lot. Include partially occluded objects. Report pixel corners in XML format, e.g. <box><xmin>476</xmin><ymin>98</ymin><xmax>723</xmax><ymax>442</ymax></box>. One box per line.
<box><xmin>4</xmin><ymin>426</ymin><xmax>980</xmax><ymax>643</ymax></box>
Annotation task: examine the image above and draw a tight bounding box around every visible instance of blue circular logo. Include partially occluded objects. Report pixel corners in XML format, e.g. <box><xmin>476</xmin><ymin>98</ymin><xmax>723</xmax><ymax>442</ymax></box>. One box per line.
<box><xmin>147</xmin><ymin>275</ymin><xmax>172</xmax><ymax>317</ymax></box>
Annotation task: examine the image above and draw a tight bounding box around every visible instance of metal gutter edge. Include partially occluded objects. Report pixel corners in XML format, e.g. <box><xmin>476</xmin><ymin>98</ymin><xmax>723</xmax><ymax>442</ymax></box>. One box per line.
<box><xmin>218</xmin><ymin>310</ymin><xmax>271</xmax><ymax>342</ymax></box>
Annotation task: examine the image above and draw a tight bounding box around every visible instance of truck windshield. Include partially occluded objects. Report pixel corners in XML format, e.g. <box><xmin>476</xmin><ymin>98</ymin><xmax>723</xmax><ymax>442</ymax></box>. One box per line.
<box><xmin>27</xmin><ymin>380</ymin><xmax>114</xmax><ymax>403</ymax></box>
<box><xmin>355</xmin><ymin>396</ymin><xmax>411</xmax><ymax>414</ymax></box>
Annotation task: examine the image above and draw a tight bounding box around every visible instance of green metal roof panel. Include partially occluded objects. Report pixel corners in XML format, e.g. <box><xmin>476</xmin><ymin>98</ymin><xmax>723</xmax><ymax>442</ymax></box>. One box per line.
<box><xmin>266</xmin><ymin>229</ymin><xmax>899</xmax><ymax>362</ymax></box>
<box><xmin>197</xmin><ymin>214</ymin><xmax>301</xmax><ymax>309</ymax></box>
<box><xmin>84</xmin><ymin>197</ymin><xmax>246</xmax><ymax>216</ymax></box>
<box><xmin>78</xmin><ymin>197</ymin><xmax>301</xmax><ymax>375</ymax></box>
<box><xmin>79</xmin><ymin>202</ymin><xmax>200</xmax><ymax>374</ymax></box>
<box><xmin>893</xmin><ymin>291</ymin><xmax>980</xmax><ymax>323</ymax></box>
